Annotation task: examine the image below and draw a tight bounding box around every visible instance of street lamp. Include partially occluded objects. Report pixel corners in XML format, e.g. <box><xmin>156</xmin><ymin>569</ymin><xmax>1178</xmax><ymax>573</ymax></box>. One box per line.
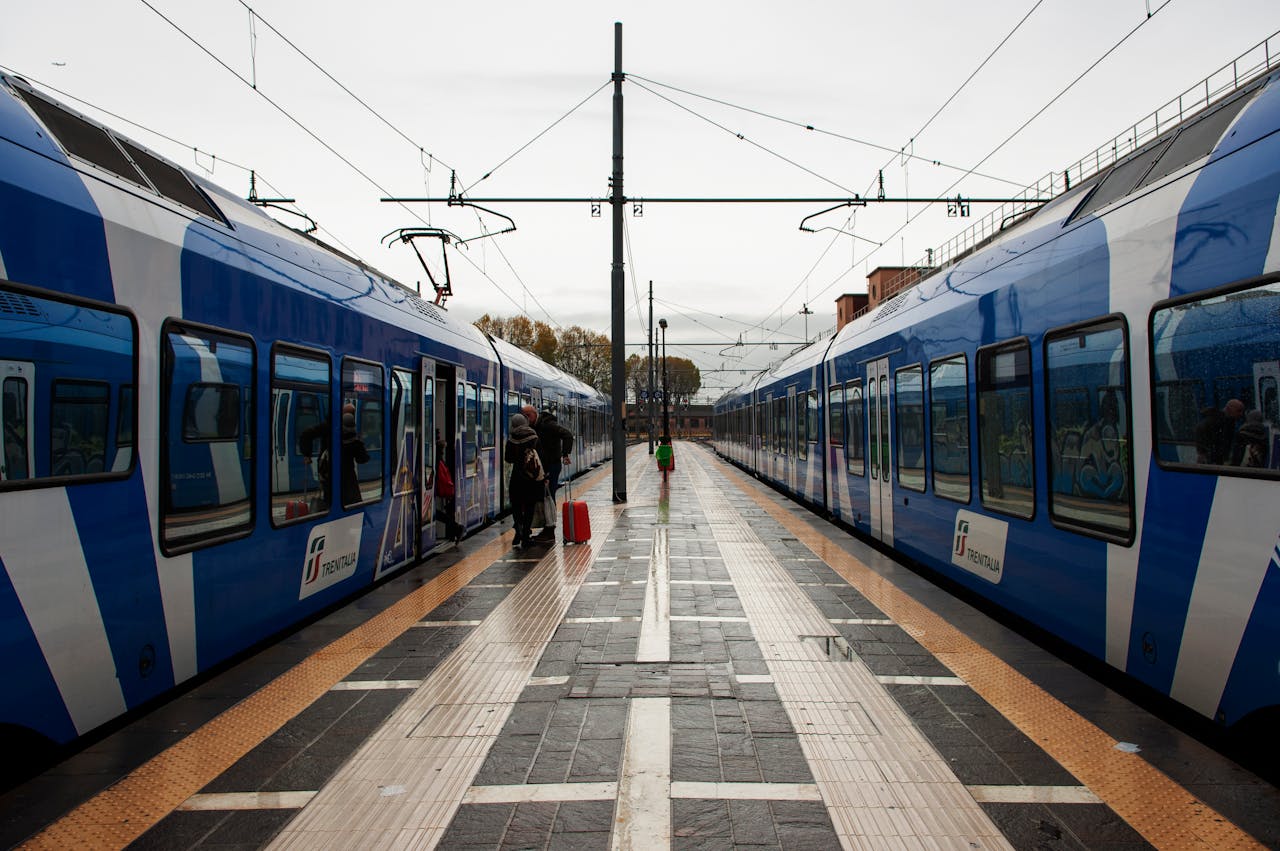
<box><xmin>659</xmin><ymin>318</ymin><xmax>670</xmax><ymax>440</ymax></box>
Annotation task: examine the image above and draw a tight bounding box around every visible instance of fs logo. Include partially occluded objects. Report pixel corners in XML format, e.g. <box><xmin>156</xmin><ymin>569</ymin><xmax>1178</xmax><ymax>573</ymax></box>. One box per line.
<box><xmin>305</xmin><ymin>535</ymin><xmax>327</xmax><ymax>585</ymax></box>
<box><xmin>953</xmin><ymin>520</ymin><xmax>969</xmax><ymax>558</ymax></box>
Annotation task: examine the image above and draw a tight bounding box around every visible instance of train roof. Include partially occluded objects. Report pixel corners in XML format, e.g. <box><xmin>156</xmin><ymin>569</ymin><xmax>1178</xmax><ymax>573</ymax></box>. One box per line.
<box><xmin>0</xmin><ymin>72</ymin><xmax>495</xmax><ymax>363</ymax></box>
<box><xmin>486</xmin><ymin>333</ymin><xmax>608</xmax><ymax>405</ymax></box>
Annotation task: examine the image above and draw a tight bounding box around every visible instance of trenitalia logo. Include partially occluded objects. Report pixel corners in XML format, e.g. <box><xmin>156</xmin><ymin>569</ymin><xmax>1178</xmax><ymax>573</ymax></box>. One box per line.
<box><xmin>305</xmin><ymin>536</ymin><xmax>327</xmax><ymax>585</ymax></box>
<box><xmin>299</xmin><ymin>516</ymin><xmax>363</xmax><ymax>600</ymax></box>
<box><xmin>950</xmin><ymin>510</ymin><xmax>1007</xmax><ymax>584</ymax></box>
<box><xmin>953</xmin><ymin>520</ymin><xmax>969</xmax><ymax>558</ymax></box>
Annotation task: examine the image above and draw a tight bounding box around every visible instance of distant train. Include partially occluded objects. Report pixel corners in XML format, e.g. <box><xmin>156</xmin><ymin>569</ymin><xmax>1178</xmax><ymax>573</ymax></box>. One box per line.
<box><xmin>0</xmin><ymin>72</ymin><xmax>609</xmax><ymax>753</ymax></box>
<box><xmin>714</xmin><ymin>62</ymin><xmax>1280</xmax><ymax>731</ymax></box>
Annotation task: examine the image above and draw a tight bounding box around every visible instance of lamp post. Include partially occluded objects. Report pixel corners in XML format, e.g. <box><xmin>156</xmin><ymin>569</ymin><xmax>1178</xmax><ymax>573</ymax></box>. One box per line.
<box><xmin>659</xmin><ymin>318</ymin><xmax>670</xmax><ymax>440</ymax></box>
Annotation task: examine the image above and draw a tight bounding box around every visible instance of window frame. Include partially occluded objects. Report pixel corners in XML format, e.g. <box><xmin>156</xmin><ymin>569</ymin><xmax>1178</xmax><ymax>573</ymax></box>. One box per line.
<box><xmin>894</xmin><ymin>363</ymin><xmax>927</xmax><ymax>493</ymax></box>
<box><xmin>1043</xmin><ymin>315</ymin><xmax>1136</xmax><ymax>544</ymax></box>
<box><xmin>845</xmin><ymin>380</ymin><xmax>865</xmax><ymax>476</ymax></box>
<box><xmin>340</xmin><ymin>356</ymin><xmax>385</xmax><ymax>508</ymax></box>
<box><xmin>975</xmin><ymin>336</ymin><xmax>1036</xmax><ymax>520</ymax></box>
<box><xmin>269</xmin><ymin>343</ymin><xmax>333</xmax><ymax>528</ymax></box>
<box><xmin>928</xmin><ymin>353</ymin><xmax>971</xmax><ymax>504</ymax></box>
<box><xmin>1148</xmin><ymin>271</ymin><xmax>1280</xmax><ymax>481</ymax></box>
<box><xmin>0</xmin><ymin>280</ymin><xmax>138</xmax><ymax>491</ymax></box>
<box><xmin>159</xmin><ymin>318</ymin><xmax>256</xmax><ymax>555</ymax></box>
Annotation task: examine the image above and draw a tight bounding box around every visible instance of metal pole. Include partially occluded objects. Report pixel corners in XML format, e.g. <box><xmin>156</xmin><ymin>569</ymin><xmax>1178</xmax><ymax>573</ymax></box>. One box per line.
<box><xmin>647</xmin><ymin>280</ymin><xmax>655</xmax><ymax>454</ymax></box>
<box><xmin>609</xmin><ymin>21</ymin><xmax>627</xmax><ymax>503</ymax></box>
<box><xmin>660</xmin><ymin>318</ymin><xmax>670</xmax><ymax>439</ymax></box>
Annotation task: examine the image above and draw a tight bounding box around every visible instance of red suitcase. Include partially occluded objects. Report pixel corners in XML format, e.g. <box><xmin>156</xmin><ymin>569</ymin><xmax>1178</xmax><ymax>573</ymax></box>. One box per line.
<box><xmin>561</xmin><ymin>477</ymin><xmax>590</xmax><ymax>544</ymax></box>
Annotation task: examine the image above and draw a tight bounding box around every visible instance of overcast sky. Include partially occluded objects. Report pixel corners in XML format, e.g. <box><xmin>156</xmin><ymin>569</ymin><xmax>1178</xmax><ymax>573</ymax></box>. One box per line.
<box><xmin>5</xmin><ymin>2</ymin><xmax>1278</xmax><ymax>399</ymax></box>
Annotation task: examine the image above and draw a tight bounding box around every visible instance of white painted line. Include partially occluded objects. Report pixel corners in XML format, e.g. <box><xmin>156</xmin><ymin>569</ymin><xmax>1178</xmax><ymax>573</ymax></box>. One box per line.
<box><xmin>462</xmin><ymin>782</ymin><xmax>618</xmax><ymax>804</ymax></box>
<box><xmin>670</xmin><ymin>580</ymin><xmax>734</xmax><ymax>586</ymax></box>
<box><xmin>669</xmin><ymin>615</ymin><xmax>748</xmax><ymax>623</ymax></box>
<box><xmin>592</xmin><ymin>557</ymin><xmax>620</xmax><ymax>561</ymax></box>
<box><xmin>876</xmin><ymin>675</ymin><xmax>967</xmax><ymax>686</ymax></box>
<box><xmin>468</xmin><ymin>583</ymin><xmax>518</xmax><ymax>589</ymax></box>
<box><xmin>331</xmin><ymin>680</ymin><xmax>424</xmax><ymax>691</ymax></box>
<box><xmin>179</xmin><ymin>791</ymin><xmax>316</xmax><ymax>811</ymax></box>
<box><xmin>830</xmin><ymin>618</ymin><xmax>895</xmax><ymax>625</ymax></box>
<box><xmin>582</xmin><ymin>580</ymin><xmax>623</xmax><ymax>585</ymax></box>
<box><xmin>967</xmin><ymin>785</ymin><xmax>1103</xmax><ymax>805</ymax></box>
<box><xmin>734</xmin><ymin>674</ymin><xmax>774</xmax><ymax>684</ymax></box>
<box><xmin>565</xmin><ymin>616</ymin><xmax>642</xmax><ymax>624</ymax></box>
<box><xmin>410</xmin><ymin>620</ymin><xmax>483</xmax><ymax>628</ymax></box>
<box><xmin>527</xmin><ymin>676</ymin><xmax>570</xmax><ymax>687</ymax></box>
<box><xmin>637</xmin><ymin>529</ymin><xmax>670</xmax><ymax>663</ymax></box>
<box><xmin>670</xmin><ymin>782</ymin><xmax>822</xmax><ymax>801</ymax></box>
<box><xmin>612</xmin><ymin>697</ymin><xmax>671</xmax><ymax>850</ymax></box>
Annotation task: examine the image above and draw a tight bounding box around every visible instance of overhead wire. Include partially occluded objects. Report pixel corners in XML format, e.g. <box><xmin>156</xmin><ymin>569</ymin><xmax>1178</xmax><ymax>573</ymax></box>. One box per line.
<box><xmin>0</xmin><ymin>61</ymin><xmax>367</xmax><ymax>262</ymax></box>
<box><xmin>779</xmin><ymin>0</ymin><xmax>1177</xmax><ymax>319</ymax></box>
<box><xmin>459</xmin><ymin>80</ymin><xmax>612</xmax><ymax>196</ymax></box>
<box><xmin>628</xmin><ymin>74</ymin><xmax>1026</xmax><ymax>190</ymax></box>
<box><xmin>135</xmin><ymin>0</ymin><xmax>550</xmax><ymax>320</ymax></box>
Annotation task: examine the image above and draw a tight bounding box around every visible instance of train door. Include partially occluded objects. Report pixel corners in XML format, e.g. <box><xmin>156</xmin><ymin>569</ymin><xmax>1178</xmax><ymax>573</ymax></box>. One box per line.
<box><xmin>787</xmin><ymin>386</ymin><xmax>798</xmax><ymax>492</ymax></box>
<box><xmin>434</xmin><ymin>364</ymin><xmax>457</xmax><ymax>542</ymax></box>
<box><xmin>378</xmin><ymin>367</ymin><xmax>418</xmax><ymax>577</ymax></box>
<box><xmin>0</xmin><ymin>361</ymin><xmax>34</xmax><ymax>482</ymax></box>
<box><xmin>868</xmin><ymin>358</ymin><xmax>894</xmax><ymax>543</ymax></box>
<box><xmin>418</xmin><ymin>359</ymin><xmax>436</xmax><ymax>551</ymax></box>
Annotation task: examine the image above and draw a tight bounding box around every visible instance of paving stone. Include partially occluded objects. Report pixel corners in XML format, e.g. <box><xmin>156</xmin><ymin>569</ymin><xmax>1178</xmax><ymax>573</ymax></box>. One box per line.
<box><xmin>673</xmin><ymin>798</ymin><xmax>731</xmax><ymax>838</ymax></box>
<box><xmin>439</xmin><ymin>802</ymin><xmax>515</xmax><ymax>847</ymax></box>
<box><xmin>552</xmin><ymin>800</ymin><xmax>615</xmax><ymax>834</ymax></box>
<box><xmin>728</xmin><ymin>799</ymin><xmax>781</xmax><ymax>846</ymax></box>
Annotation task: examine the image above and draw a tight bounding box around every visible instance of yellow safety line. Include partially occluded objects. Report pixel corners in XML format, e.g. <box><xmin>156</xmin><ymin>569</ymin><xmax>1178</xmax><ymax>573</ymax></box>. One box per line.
<box><xmin>700</xmin><ymin>446</ymin><xmax>1266</xmax><ymax>851</ymax></box>
<box><xmin>23</xmin><ymin>465</ymin><xmax>614</xmax><ymax>851</ymax></box>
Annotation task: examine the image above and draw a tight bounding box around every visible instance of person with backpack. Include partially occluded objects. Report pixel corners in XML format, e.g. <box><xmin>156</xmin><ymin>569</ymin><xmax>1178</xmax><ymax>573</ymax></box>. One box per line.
<box><xmin>504</xmin><ymin>412</ymin><xmax>544</xmax><ymax>549</ymax></box>
<box><xmin>527</xmin><ymin>405</ymin><xmax>574</xmax><ymax>543</ymax></box>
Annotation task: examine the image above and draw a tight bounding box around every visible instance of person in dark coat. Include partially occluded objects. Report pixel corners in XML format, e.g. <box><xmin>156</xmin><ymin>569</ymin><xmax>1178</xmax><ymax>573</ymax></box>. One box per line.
<box><xmin>504</xmin><ymin>412</ymin><xmax>543</xmax><ymax>548</ymax></box>
<box><xmin>528</xmin><ymin>405</ymin><xmax>574</xmax><ymax>543</ymax></box>
<box><xmin>340</xmin><ymin>409</ymin><xmax>370</xmax><ymax>507</ymax></box>
<box><xmin>1195</xmin><ymin>398</ymin><xmax>1243</xmax><ymax>465</ymax></box>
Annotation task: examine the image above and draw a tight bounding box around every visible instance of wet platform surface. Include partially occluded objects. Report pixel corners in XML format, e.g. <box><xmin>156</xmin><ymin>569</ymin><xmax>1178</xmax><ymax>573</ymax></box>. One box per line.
<box><xmin>3</xmin><ymin>443</ymin><xmax>1278</xmax><ymax>850</ymax></box>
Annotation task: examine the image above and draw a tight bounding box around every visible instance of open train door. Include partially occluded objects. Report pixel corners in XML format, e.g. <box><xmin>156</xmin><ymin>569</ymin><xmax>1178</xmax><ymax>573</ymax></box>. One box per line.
<box><xmin>376</xmin><ymin>367</ymin><xmax>419</xmax><ymax>579</ymax></box>
<box><xmin>418</xmin><ymin>358</ymin><xmax>437</xmax><ymax>551</ymax></box>
<box><xmin>868</xmin><ymin>358</ymin><xmax>894</xmax><ymax>544</ymax></box>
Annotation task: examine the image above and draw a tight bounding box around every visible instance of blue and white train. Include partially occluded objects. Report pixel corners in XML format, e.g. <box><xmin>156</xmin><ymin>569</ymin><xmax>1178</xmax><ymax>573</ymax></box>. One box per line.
<box><xmin>0</xmin><ymin>72</ymin><xmax>610</xmax><ymax>755</ymax></box>
<box><xmin>715</xmin><ymin>62</ymin><xmax>1280</xmax><ymax>732</ymax></box>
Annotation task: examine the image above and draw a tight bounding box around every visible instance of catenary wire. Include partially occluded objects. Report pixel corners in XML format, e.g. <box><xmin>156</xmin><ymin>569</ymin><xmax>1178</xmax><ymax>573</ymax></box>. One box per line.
<box><xmin>628</xmin><ymin>74</ymin><xmax>1026</xmax><ymax>190</ymax></box>
<box><xmin>459</xmin><ymin>81</ymin><xmax>612</xmax><ymax>196</ymax></box>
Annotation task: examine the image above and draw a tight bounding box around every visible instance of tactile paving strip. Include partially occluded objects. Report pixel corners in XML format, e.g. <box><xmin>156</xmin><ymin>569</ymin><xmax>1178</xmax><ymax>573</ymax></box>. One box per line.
<box><xmin>21</xmin><ymin>463</ymin><xmax>624</xmax><ymax>851</ymax></box>
<box><xmin>686</xmin><ymin>454</ymin><xmax>1012</xmax><ymax>850</ymax></box>
<box><xmin>693</xmin><ymin>444</ymin><xmax>1267</xmax><ymax>850</ymax></box>
<box><xmin>266</xmin><ymin>467</ymin><xmax>640</xmax><ymax>849</ymax></box>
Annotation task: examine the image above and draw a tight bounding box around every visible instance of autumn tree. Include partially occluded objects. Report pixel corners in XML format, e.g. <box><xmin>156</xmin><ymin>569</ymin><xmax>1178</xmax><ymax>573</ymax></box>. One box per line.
<box><xmin>475</xmin><ymin>315</ymin><xmax>611</xmax><ymax>393</ymax></box>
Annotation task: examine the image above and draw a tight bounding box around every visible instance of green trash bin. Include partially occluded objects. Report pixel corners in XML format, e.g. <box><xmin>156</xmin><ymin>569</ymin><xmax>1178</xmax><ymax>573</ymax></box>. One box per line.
<box><xmin>656</xmin><ymin>444</ymin><xmax>675</xmax><ymax>471</ymax></box>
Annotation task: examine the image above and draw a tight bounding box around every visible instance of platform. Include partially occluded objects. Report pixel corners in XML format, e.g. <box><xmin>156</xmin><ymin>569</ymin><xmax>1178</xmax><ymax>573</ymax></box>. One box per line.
<box><xmin>3</xmin><ymin>443</ymin><xmax>1277</xmax><ymax>850</ymax></box>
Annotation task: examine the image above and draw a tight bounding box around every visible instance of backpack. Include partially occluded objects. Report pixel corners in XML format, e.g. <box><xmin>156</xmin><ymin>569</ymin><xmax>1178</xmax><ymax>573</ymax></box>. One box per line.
<box><xmin>523</xmin><ymin>446</ymin><xmax>544</xmax><ymax>481</ymax></box>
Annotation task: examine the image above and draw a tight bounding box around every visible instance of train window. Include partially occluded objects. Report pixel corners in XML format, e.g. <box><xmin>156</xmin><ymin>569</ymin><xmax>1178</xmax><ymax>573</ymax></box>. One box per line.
<box><xmin>807</xmin><ymin>391</ymin><xmax>819</xmax><ymax>450</ymax></box>
<box><xmin>895</xmin><ymin>365</ymin><xmax>926</xmax><ymax>492</ymax></box>
<box><xmin>796</xmin><ymin>391</ymin><xmax>808</xmax><ymax>461</ymax></box>
<box><xmin>869</xmin><ymin>380</ymin><xmax>880</xmax><ymax>480</ymax></box>
<box><xmin>1045</xmin><ymin>320</ymin><xmax>1134</xmax><ymax>540</ymax></box>
<box><xmin>117</xmin><ymin>385</ymin><xmax>134</xmax><ymax>449</ymax></box>
<box><xmin>51</xmin><ymin>380</ymin><xmax>110</xmax><ymax>475</ymax></box>
<box><xmin>271</xmin><ymin>347</ymin><xmax>331</xmax><ymax>524</ymax></box>
<box><xmin>181</xmin><ymin>383</ymin><xmax>240</xmax><ymax>442</ymax></box>
<box><xmin>1137</xmin><ymin>89</ymin><xmax>1258</xmax><ymax>192</ymax></box>
<box><xmin>878</xmin><ymin>376</ymin><xmax>890</xmax><ymax>482</ymax></box>
<box><xmin>461</xmin><ymin>382</ymin><xmax>478</xmax><ymax>477</ymax></box>
<box><xmin>161</xmin><ymin>323</ymin><xmax>254</xmax><ymax>552</ymax></box>
<box><xmin>828</xmin><ymin>385</ymin><xmax>845</xmax><ymax>448</ymax></box>
<box><xmin>977</xmin><ymin>339</ymin><xmax>1034</xmax><ymax>519</ymax></box>
<box><xmin>929</xmin><ymin>356</ymin><xmax>970</xmax><ymax>503</ymax></box>
<box><xmin>480</xmin><ymin>386</ymin><xmax>497</xmax><ymax>449</ymax></box>
<box><xmin>845</xmin><ymin>382</ymin><xmax>864</xmax><ymax>476</ymax></box>
<box><xmin>16</xmin><ymin>87</ymin><xmax>146</xmax><ymax>187</ymax></box>
<box><xmin>1</xmin><ymin>284</ymin><xmax>135</xmax><ymax>488</ymax></box>
<box><xmin>775</xmin><ymin>397</ymin><xmax>787</xmax><ymax>456</ymax></box>
<box><xmin>3</xmin><ymin>376</ymin><xmax>30</xmax><ymax>481</ymax></box>
<box><xmin>389</xmin><ymin>368</ymin><xmax>415</xmax><ymax>503</ymax></box>
<box><xmin>341</xmin><ymin>358</ymin><xmax>384</xmax><ymax>507</ymax></box>
<box><xmin>116</xmin><ymin>137</ymin><xmax>224</xmax><ymax>222</ymax></box>
<box><xmin>758</xmin><ymin>401</ymin><xmax>768</xmax><ymax>451</ymax></box>
<box><xmin>1151</xmin><ymin>278</ymin><xmax>1279</xmax><ymax>475</ymax></box>
<box><xmin>1071</xmin><ymin>138</ymin><xmax>1172</xmax><ymax>222</ymax></box>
